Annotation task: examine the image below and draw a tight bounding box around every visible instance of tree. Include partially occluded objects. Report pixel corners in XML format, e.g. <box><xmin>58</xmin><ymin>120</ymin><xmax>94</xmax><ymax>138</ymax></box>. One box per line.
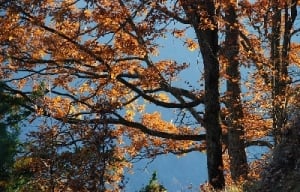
<box><xmin>0</xmin><ymin>117</ymin><xmax>19</xmax><ymax>191</ymax></box>
<box><xmin>1</xmin><ymin>0</ymin><xmax>300</xmax><ymax>190</ymax></box>
<box><xmin>222</xmin><ymin>1</ymin><xmax>248</xmax><ymax>181</ymax></box>
<box><xmin>180</xmin><ymin>0</ymin><xmax>224</xmax><ymax>188</ymax></box>
<box><xmin>0</xmin><ymin>82</ymin><xmax>30</xmax><ymax>191</ymax></box>
<box><xmin>20</xmin><ymin>119</ymin><xmax>127</xmax><ymax>191</ymax></box>
<box><xmin>239</xmin><ymin>0</ymin><xmax>298</xmax><ymax>145</ymax></box>
<box><xmin>139</xmin><ymin>171</ymin><xmax>167</xmax><ymax>192</ymax></box>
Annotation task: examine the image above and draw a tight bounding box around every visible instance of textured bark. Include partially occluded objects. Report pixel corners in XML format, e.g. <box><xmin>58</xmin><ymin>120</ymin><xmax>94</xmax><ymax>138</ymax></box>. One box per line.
<box><xmin>224</xmin><ymin>3</ymin><xmax>248</xmax><ymax>181</ymax></box>
<box><xmin>271</xmin><ymin>0</ymin><xmax>284</xmax><ymax>145</ymax></box>
<box><xmin>181</xmin><ymin>0</ymin><xmax>224</xmax><ymax>189</ymax></box>
<box><xmin>259</xmin><ymin>119</ymin><xmax>300</xmax><ymax>192</ymax></box>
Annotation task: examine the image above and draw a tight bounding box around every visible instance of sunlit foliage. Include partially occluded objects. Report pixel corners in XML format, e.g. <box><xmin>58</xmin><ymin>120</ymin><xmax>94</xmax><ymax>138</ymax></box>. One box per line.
<box><xmin>0</xmin><ymin>0</ymin><xmax>300</xmax><ymax>191</ymax></box>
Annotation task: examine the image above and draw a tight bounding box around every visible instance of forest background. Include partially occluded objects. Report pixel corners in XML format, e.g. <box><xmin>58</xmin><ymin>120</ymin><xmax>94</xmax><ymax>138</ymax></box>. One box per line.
<box><xmin>0</xmin><ymin>0</ymin><xmax>300</xmax><ymax>191</ymax></box>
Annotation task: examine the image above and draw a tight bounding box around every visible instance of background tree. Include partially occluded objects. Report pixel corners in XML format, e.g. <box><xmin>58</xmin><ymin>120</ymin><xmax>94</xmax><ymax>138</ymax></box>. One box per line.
<box><xmin>139</xmin><ymin>171</ymin><xmax>167</xmax><ymax>192</ymax></box>
<box><xmin>222</xmin><ymin>1</ymin><xmax>248</xmax><ymax>181</ymax></box>
<box><xmin>19</xmin><ymin>119</ymin><xmax>127</xmax><ymax>191</ymax></box>
<box><xmin>0</xmin><ymin>111</ymin><xmax>19</xmax><ymax>191</ymax></box>
<box><xmin>240</xmin><ymin>0</ymin><xmax>298</xmax><ymax>145</ymax></box>
<box><xmin>0</xmin><ymin>82</ymin><xmax>31</xmax><ymax>191</ymax></box>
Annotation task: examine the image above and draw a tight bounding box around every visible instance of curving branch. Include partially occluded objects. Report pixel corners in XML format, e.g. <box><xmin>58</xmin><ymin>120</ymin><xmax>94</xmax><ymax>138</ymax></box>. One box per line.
<box><xmin>117</xmin><ymin>76</ymin><xmax>203</xmax><ymax>108</ymax></box>
<box><xmin>62</xmin><ymin>112</ymin><xmax>206</xmax><ymax>142</ymax></box>
<box><xmin>112</xmin><ymin>112</ymin><xmax>205</xmax><ymax>141</ymax></box>
<box><xmin>147</xmin><ymin>146</ymin><xmax>206</xmax><ymax>158</ymax></box>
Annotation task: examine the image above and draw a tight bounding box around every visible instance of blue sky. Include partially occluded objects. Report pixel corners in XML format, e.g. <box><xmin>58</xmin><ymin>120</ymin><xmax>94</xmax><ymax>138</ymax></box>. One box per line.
<box><xmin>126</xmin><ymin>152</ymin><xmax>207</xmax><ymax>191</ymax></box>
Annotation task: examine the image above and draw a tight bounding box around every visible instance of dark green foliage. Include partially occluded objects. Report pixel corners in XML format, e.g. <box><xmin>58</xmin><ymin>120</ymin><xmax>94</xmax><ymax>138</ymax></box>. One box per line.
<box><xmin>0</xmin><ymin>82</ymin><xmax>31</xmax><ymax>191</ymax></box>
<box><xmin>0</xmin><ymin>123</ymin><xmax>19</xmax><ymax>191</ymax></box>
<box><xmin>139</xmin><ymin>171</ymin><xmax>167</xmax><ymax>192</ymax></box>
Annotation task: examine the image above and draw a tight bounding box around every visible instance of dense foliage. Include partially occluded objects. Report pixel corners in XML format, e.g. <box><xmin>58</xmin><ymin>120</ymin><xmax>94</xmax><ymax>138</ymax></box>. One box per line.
<box><xmin>0</xmin><ymin>0</ymin><xmax>300</xmax><ymax>191</ymax></box>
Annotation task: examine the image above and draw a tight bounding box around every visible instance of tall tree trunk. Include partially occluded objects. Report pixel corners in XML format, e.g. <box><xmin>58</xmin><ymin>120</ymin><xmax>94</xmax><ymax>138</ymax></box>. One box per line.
<box><xmin>182</xmin><ymin>0</ymin><xmax>225</xmax><ymax>189</ymax></box>
<box><xmin>271</xmin><ymin>0</ymin><xmax>296</xmax><ymax>145</ymax></box>
<box><xmin>224</xmin><ymin>2</ymin><xmax>248</xmax><ymax>181</ymax></box>
<box><xmin>271</xmin><ymin>0</ymin><xmax>284</xmax><ymax>145</ymax></box>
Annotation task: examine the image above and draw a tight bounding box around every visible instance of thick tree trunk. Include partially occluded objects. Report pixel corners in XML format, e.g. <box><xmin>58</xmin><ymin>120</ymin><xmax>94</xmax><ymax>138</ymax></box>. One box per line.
<box><xmin>182</xmin><ymin>0</ymin><xmax>224</xmax><ymax>189</ymax></box>
<box><xmin>224</xmin><ymin>3</ymin><xmax>248</xmax><ymax>181</ymax></box>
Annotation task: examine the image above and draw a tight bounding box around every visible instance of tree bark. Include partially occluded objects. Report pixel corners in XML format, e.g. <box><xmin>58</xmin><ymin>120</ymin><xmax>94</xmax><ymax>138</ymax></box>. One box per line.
<box><xmin>181</xmin><ymin>0</ymin><xmax>225</xmax><ymax>189</ymax></box>
<box><xmin>224</xmin><ymin>3</ymin><xmax>248</xmax><ymax>181</ymax></box>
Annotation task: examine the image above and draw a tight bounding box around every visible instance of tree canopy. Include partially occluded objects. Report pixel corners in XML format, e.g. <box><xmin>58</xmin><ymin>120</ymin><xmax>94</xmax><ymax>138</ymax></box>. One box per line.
<box><xmin>0</xmin><ymin>0</ymin><xmax>300</xmax><ymax>191</ymax></box>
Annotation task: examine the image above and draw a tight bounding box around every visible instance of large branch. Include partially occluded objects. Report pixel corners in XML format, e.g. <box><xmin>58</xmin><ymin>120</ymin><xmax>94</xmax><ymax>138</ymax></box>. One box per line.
<box><xmin>147</xmin><ymin>146</ymin><xmax>206</xmax><ymax>158</ymax></box>
<box><xmin>117</xmin><ymin>76</ymin><xmax>203</xmax><ymax>108</ymax></box>
<box><xmin>160</xmin><ymin>82</ymin><xmax>204</xmax><ymax>102</ymax></box>
<box><xmin>165</xmin><ymin>85</ymin><xmax>204</xmax><ymax>125</ymax></box>
<box><xmin>63</xmin><ymin>113</ymin><xmax>206</xmax><ymax>142</ymax></box>
<box><xmin>112</xmin><ymin>112</ymin><xmax>205</xmax><ymax>141</ymax></box>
